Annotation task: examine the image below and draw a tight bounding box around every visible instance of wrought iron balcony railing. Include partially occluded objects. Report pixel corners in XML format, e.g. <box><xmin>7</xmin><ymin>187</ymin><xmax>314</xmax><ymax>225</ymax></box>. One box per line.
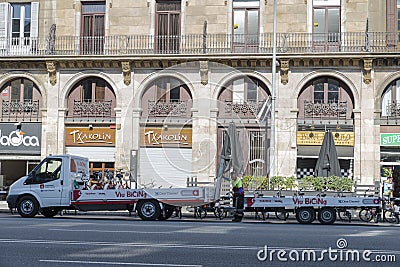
<box><xmin>220</xmin><ymin>100</ymin><xmax>262</xmax><ymax>119</ymax></box>
<box><xmin>303</xmin><ymin>100</ymin><xmax>348</xmax><ymax>120</ymax></box>
<box><xmin>69</xmin><ymin>99</ymin><xmax>113</xmax><ymax>118</ymax></box>
<box><xmin>147</xmin><ymin>100</ymin><xmax>189</xmax><ymax>117</ymax></box>
<box><xmin>0</xmin><ymin>32</ymin><xmax>397</xmax><ymax>57</ymax></box>
<box><xmin>0</xmin><ymin>100</ymin><xmax>40</xmax><ymax>121</ymax></box>
<box><xmin>384</xmin><ymin>101</ymin><xmax>400</xmax><ymax>118</ymax></box>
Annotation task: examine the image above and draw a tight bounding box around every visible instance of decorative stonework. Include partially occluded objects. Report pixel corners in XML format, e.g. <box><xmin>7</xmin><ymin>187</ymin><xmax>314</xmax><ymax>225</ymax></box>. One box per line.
<box><xmin>46</xmin><ymin>61</ymin><xmax>57</xmax><ymax>86</ymax></box>
<box><xmin>363</xmin><ymin>59</ymin><xmax>373</xmax><ymax>84</ymax></box>
<box><xmin>121</xmin><ymin>61</ymin><xmax>131</xmax><ymax>85</ymax></box>
<box><xmin>199</xmin><ymin>61</ymin><xmax>208</xmax><ymax>85</ymax></box>
<box><xmin>280</xmin><ymin>59</ymin><xmax>289</xmax><ymax>85</ymax></box>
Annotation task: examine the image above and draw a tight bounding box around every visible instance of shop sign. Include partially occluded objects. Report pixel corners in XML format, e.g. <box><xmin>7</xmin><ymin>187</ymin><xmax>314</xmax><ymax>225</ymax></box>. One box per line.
<box><xmin>0</xmin><ymin>123</ymin><xmax>41</xmax><ymax>153</ymax></box>
<box><xmin>65</xmin><ymin>127</ymin><xmax>115</xmax><ymax>147</ymax></box>
<box><xmin>297</xmin><ymin>131</ymin><xmax>354</xmax><ymax>146</ymax></box>
<box><xmin>140</xmin><ymin>127</ymin><xmax>192</xmax><ymax>147</ymax></box>
<box><xmin>380</xmin><ymin>133</ymin><xmax>400</xmax><ymax>146</ymax></box>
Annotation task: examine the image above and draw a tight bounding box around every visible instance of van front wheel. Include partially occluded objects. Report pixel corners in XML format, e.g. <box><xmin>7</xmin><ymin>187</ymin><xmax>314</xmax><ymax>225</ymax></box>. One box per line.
<box><xmin>17</xmin><ymin>196</ymin><xmax>39</xmax><ymax>218</ymax></box>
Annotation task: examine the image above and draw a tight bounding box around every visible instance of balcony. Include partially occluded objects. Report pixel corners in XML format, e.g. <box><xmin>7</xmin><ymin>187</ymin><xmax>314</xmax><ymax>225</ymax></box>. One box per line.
<box><xmin>147</xmin><ymin>100</ymin><xmax>189</xmax><ymax>117</ymax></box>
<box><xmin>0</xmin><ymin>100</ymin><xmax>40</xmax><ymax>122</ymax></box>
<box><xmin>66</xmin><ymin>100</ymin><xmax>114</xmax><ymax>122</ymax></box>
<box><xmin>303</xmin><ymin>100</ymin><xmax>348</xmax><ymax>120</ymax></box>
<box><xmin>219</xmin><ymin>100</ymin><xmax>262</xmax><ymax>119</ymax></box>
<box><xmin>0</xmin><ymin>32</ymin><xmax>397</xmax><ymax>57</ymax></box>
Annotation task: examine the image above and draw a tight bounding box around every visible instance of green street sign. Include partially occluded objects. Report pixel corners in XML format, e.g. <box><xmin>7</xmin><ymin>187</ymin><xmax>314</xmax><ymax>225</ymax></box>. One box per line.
<box><xmin>380</xmin><ymin>133</ymin><xmax>400</xmax><ymax>146</ymax></box>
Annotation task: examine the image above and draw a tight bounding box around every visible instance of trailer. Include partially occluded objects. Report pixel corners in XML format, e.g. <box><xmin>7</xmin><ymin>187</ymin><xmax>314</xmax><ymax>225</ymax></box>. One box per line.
<box><xmin>6</xmin><ymin>154</ymin><xmax>381</xmax><ymax>224</ymax></box>
<box><xmin>243</xmin><ymin>194</ymin><xmax>381</xmax><ymax>224</ymax></box>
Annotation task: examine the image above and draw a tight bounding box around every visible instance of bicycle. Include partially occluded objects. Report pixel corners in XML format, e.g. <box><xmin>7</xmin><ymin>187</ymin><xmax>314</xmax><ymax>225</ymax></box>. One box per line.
<box><xmin>337</xmin><ymin>208</ymin><xmax>352</xmax><ymax>223</ymax></box>
<box><xmin>383</xmin><ymin>205</ymin><xmax>400</xmax><ymax>224</ymax></box>
<box><xmin>273</xmin><ymin>189</ymin><xmax>289</xmax><ymax>220</ymax></box>
<box><xmin>359</xmin><ymin>207</ymin><xmax>381</xmax><ymax>223</ymax></box>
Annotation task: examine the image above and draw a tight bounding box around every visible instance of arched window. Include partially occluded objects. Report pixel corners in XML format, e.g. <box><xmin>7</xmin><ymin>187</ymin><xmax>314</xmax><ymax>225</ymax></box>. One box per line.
<box><xmin>382</xmin><ymin>79</ymin><xmax>400</xmax><ymax>117</ymax></box>
<box><xmin>141</xmin><ymin>77</ymin><xmax>192</xmax><ymax>118</ymax></box>
<box><xmin>298</xmin><ymin>77</ymin><xmax>353</xmax><ymax>120</ymax></box>
<box><xmin>67</xmin><ymin>77</ymin><xmax>116</xmax><ymax>118</ymax></box>
<box><xmin>1</xmin><ymin>78</ymin><xmax>40</xmax><ymax>102</ymax></box>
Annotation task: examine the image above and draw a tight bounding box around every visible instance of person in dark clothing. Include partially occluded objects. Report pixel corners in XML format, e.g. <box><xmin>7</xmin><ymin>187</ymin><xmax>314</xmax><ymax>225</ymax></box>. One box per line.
<box><xmin>232</xmin><ymin>176</ymin><xmax>244</xmax><ymax>222</ymax></box>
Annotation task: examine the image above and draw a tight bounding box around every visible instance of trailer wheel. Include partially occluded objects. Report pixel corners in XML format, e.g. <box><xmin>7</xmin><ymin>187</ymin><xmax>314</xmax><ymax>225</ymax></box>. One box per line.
<box><xmin>17</xmin><ymin>195</ymin><xmax>39</xmax><ymax>218</ymax></box>
<box><xmin>40</xmin><ymin>207</ymin><xmax>59</xmax><ymax>218</ymax></box>
<box><xmin>317</xmin><ymin>208</ymin><xmax>336</xmax><ymax>225</ymax></box>
<box><xmin>158</xmin><ymin>205</ymin><xmax>174</xmax><ymax>220</ymax></box>
<box><xmin>137</xmin><ymin>200</ymin><xmax>161</xmax><ymax>221</ymax></box>
<box><xmin>295</xmin><ymin>208</ymin><xmax>316</xmax><ymax>224</ymax></box>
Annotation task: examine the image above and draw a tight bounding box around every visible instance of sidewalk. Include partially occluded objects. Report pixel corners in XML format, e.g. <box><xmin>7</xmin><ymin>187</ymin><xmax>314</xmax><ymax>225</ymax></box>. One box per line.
<box><xmin>0</xmin><ymin>200</ymin><xmax>8</xmax><ymax>212</ymax></box>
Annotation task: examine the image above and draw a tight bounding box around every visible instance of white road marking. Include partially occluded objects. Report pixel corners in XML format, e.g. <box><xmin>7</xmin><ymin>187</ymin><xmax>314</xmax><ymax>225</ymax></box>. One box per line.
<box><xmin>48</xmin><ymin>228</ymin><xmax>173</xmax><ymax>234</ymax></box>
<box><xmin>39</xmin><ymin>259</ymin><xmax>202</xmax><ymax>267</ymax></box>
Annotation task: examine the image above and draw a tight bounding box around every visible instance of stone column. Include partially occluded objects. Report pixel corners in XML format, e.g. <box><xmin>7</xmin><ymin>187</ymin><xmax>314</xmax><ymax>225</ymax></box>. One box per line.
<box><xmin>56</xmin><ymin>108</ymin><xmax>67</xmax><ymax>155</ymax></box>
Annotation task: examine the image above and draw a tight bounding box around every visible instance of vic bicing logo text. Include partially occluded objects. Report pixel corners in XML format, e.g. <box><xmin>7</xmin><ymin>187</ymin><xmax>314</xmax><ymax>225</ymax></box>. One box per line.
<box><xmin>0</xmin><ymin>130</ymin><xmax>39</xmax><ymax>147</ymax></box>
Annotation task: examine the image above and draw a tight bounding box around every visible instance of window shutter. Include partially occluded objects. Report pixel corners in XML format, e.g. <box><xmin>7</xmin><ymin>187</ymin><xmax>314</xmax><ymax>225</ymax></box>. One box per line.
<box><xmin>0</xmin><ymin>3</ymin><xmax>11</xmax><ymax>48</ymax></box>
<box><xmin>30</xmin><ymin>2</ymin><xmax>39</xmax><ymax>38</ymax></box>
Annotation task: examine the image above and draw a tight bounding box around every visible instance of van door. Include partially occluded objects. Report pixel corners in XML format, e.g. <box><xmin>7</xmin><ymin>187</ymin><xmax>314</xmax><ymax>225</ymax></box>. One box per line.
<box><xmin>26</xmin><ymin>157</ymin><xmax>63</xmax><ymax>207</ymax></box>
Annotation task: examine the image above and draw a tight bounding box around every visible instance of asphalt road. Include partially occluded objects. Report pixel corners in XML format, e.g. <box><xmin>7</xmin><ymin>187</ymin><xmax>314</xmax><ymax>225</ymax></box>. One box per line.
<box><xmin>0</xmin><ymin>213</ymin><xmax>399</xmax><ymax>267</ymax></box>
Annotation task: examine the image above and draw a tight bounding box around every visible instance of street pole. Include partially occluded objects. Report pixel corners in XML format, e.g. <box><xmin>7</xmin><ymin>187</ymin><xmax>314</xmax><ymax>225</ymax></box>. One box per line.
<box><xmin>269</xmin><ymin>0</ymin><xmax>277</xmax><ymax>179</ymax></box>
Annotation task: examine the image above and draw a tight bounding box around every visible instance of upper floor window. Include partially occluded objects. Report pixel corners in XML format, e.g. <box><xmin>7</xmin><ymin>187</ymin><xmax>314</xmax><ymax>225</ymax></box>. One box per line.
<box><xmin>0</xmin><ymin>2</ymin><xmax>39</xmax><ymax>47</ymax></box>
<box><xmin>397</xmin><ymin>0</ymin><xmax>400</xmax><ymax>40</ymax></box>
<box><xmin>156</xmin><ymin>0</ymin><xmax>181</xmax><ymax>53</ymax></box>
<box><xmin>233</xmin><ymin>0</ymin><xmax>259</xmax><ymax>51</ymax></box>
<box><xmin>81</xmin><ymin>1</ymin><xmax>105</xmax><ymax>54</ymax></box>
<box><xmin>313</xmin><ymin>0</ymin><xmax>340</xmax><ymax>49</ymax></box>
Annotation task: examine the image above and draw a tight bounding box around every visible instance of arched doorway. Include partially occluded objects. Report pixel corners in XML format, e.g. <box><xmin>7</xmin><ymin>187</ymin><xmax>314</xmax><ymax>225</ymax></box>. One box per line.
<box><xmin>217</xmin><ymin>76</ymin><xmax>270</xmax><ymax>177</ymax></box>
<box><xmin>0</xmin><ymin>78</ymin><xmax>42</xmax><ymax>187</ymax></box>
<box><xmin>64</xmin><ymin>77</ymin><xmax>117</xmax><ymax>177</ymax></box>
<box><xmin>296</xmin><ymin>77</ymin><xmax>355</xmax><ymax>178</ymax></box>
<box><xmin>380</xmin><ymin>78</ymin><xmax>400</xmax><ymax>197</ymax></box>
<box><xmin>139</xmin><ymin>76</ymin><xmax>193</xmax><ymax>188</ymax></box>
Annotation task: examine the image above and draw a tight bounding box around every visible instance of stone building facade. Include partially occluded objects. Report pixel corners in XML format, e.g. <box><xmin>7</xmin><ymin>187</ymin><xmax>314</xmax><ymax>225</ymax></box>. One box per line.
<box><xmin>0</xmin><ymin>0</ymin><xmax>399</xmax><ymax>195</ymax></box>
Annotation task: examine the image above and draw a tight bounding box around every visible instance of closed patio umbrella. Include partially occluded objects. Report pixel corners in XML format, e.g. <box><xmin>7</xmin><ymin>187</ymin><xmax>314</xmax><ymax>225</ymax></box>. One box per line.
<box><xmin>215</xmin><ymin>122</ymin><xmax>244</xmax><ymax>199</ymax></box>
<box><xmin>314</xmin><ymin>131</ymin><xmax>341</xmax><ymax>177</ymax></box>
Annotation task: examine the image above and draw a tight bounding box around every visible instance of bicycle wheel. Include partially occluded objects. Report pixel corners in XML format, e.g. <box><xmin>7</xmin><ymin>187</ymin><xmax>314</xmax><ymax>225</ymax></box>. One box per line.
<box><xmin>384</xmin><ymin>210</ymin><xmax>397</xmax><ymax>223</ymax></box>
<box><xmin>214</xmin><ymin>207</ymin><xmax>224</xmax><ymax>220</ymax></box>
<box><xmin>338</xmin><ymin>210</ymin><xmax>349</xmax><ymax>222</ymax></box>
<box><xmin>359</xmin><ymin>208</ymin><xmax>373</xmax><ymax>222</ymax></box>
<box><xmin>196</xmin><ymin>207</ymin><xmax>207</xmax><ymax>219</ymax></box>
<box><xmin>275</xmin><ymin>210</ymin><xmax>289</xmax><ymax>221</ymax></box>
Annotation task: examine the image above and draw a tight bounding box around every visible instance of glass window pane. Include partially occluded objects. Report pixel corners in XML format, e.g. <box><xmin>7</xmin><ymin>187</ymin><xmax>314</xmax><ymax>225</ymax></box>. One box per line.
<box><xmin>233</xmin><ymin>10</ymin><xmax>245</xmax><ymax>35</ymax></box>
<box><xmin>327</xmin><ymin>8</ymin><xmax>339</xmax><ymax>34</ymax></box>
<box><xmin>82</xmin><ymin>80</ymin><xmax>93</xmax><ymax>100</ymax></box>
<box><xmin>11</xmin><ymin>80</ymin><xmax>20</xmax><ymax>101</ymax></box>
<box><xmin>233</xmin><ymin>79</ymin><xmax>245</xmax><ymax>103</ymax></box>
<box><xmin>82</xmin><ymin>2</ymin><xmax>106</xmax><ymax>13</ymax></box>
<box><xmin>24</xmin><ymin>4</ymin><xmax>31</xmax><ymax>19</ymax></box>
<box><xmin>247</xmin><ymin>79</ymin><xmax>257</xmax><ymax>101</ymax></box>
<box><xmin>313</xmin><ymin>8</ymin><xmax>325</xmax><ymax>40</ymax></box>
<box><xmin>24</xmin><ymin>20</ymin><xmax>31</xmax><ymax>35</ymax></box>
<box><xmin>12</xmin><ymin>5</ymin><xmax>21</xmax><ymax>18</ymax></box>
<box><xmin>247</xmin><ymin>9</ymin><xmax>259</xmax><ymax>43</ymax></box>
<box><xmin>24</xmin><ymin>80</ymin><xmax>33</xmax><ymax>100</ymax></box>
<box><xmin>12</xmin><ymin>19</ymin><xmax>20</xmax><ymax>34</ymax></box>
